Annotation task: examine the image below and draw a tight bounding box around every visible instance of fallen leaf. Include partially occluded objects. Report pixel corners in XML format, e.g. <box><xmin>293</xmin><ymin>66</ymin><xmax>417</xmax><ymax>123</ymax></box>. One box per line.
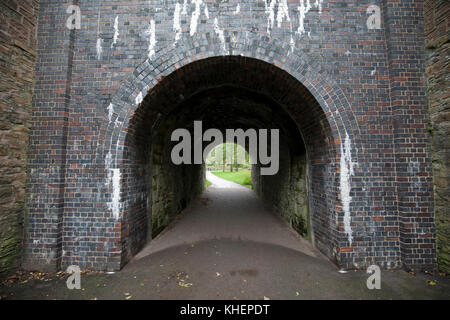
<box><xmin>427</xmin><ymin>280</ymin><xmax>437</xmax><ymax>286</ymax></box>
<box><xmin>178</xmin><ymin>281</ymin><xmax>193</xmax><ymax>288</ymax></box>
<box><xmin>264</xmin><ymin>296</ymin><xmax>270</xmax><ymax>300</ymax></box>
<box><xmin>125</xmin><ymin>295</ymin><xmax>132</xmax><ymax>300</ymax></box>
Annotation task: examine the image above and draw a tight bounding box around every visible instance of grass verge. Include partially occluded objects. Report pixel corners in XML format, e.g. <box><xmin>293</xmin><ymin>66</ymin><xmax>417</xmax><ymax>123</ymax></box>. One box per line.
<box><xmin>211</xmin><ymin>170</ymin><xmax>252</xmax><ymax>189</ymax></box>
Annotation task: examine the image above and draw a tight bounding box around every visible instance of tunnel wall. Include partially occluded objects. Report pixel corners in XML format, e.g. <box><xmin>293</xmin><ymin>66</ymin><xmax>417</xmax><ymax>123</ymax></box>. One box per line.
<box><xmin>150</xmin><ymin>122</ymin><xmax>205</xmax><ymax>239</ymax></box>
<box><xmin>0</xmin><ymin>0</ymin><xmax>38</xmax><ymax>275</ymax></box>
<box><xmin>150</xmin><ymin>162</ymin><xmax>204</xmax><ymax>237</ymax></box>
<box><xmin>22</xmin><ymin>0</ymin><xmax>436</xmax><ymax>272</ymax></box>
<box><xmin>253</xmin><ymin>141</ymin><xmax>311</xmax><ymax>241</ymax></box>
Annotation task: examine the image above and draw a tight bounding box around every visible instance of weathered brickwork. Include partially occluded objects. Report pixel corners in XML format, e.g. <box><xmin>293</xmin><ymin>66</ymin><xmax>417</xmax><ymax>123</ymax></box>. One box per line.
<box><xmin>0</xmin><ymin>0</ymin><xmax>38</xmax><ymax>275</ymax></box>
<box><xmin>253</xmin><ymin>148</ymin><xmax>311</xmax><ymax>240</ymax></box>
<box><xmin>21</xmin><ymin>0</ymin><xmax>438</xmax><ymax>272</ymax></box>
<box><xmin>424</xmin><ymin>0</ymin><xmax>449</xmax><ymax>274</ymax></box>
<box><xmin>383</xmin><ymin>0</ymin><xmax>435</xmax><ymax>271</ymax></box>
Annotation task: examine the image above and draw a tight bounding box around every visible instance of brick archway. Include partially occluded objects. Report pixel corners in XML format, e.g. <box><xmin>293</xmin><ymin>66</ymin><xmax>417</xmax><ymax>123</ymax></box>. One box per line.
<box><xmin>96</xmin><ymin>33</ymin><xmax>363</xmax><ymax>270</ymax></box>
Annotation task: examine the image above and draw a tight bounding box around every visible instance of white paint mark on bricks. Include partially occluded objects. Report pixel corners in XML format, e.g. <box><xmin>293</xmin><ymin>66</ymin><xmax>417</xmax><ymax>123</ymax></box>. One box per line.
<box><xmin>111</xmin><ymin>16</ymin><xmax>119</xmax><ymax>48</ymax></box>
<box><xmin>147</xmin><ymin>19</ymin><xmax>156</xmax><ymax>59</ymax></box>
<box><xmin>105</xmin><ymin>151</ymin><xmax>112</xmax><ymax>171</ymax></box>
<box><xmin>288</xmin><ymin>22</ymin><xmax>295</xmax><ymax>53</ymax></box>
<box><xmin>315</xmin><ymin>0</ymin><xmax>323</xmax><ymax>15</ymax></box>
<box><xmin>214</xmin><ymin>17</ymin><xmax>226</xmax><ymax>52</ymax></box>
<box><xmin>297</xmin><ymin>0</ymin><xmax>323</xmax><ymax>35</ymax></box>
<box><xmin>135</xmin><ymin>92</ymin><xmax>143</xmax><ymax>105</ymax></box>
<box><xmin>96</xmin><ymin>38</ymin><xmax>103</xmax><ymax>60</ymax></box>
<box><xmin>107</xmin><ymin>103</ymin><xmax>114</xmax><ymax>122</ymax></box>
<box><xmin>297</xmin><ymin>0</ymin><xmax>311</xmax><ymax>35</ymax></box>
<box><xmin>276</xmin><ymin>0</ymin><xmax>290</xmax><ymax>27</ymax></box>
<box><xmin>174</xmin><ymin>2</ymin><xmax>182</xmax><ymax>44</ymax></box>
<box><xmin>190</xmin><ymin>0</ymin><xmax>203</xmax><ymax>36</ymax></box>
<box><xmin>340</xmin><ymin>131</ymin><xmax>355</xmax><ymax>245</ymax></box>
<box><xmin>96</xmin><ymin>10</ymin><xmax>102</xmax><ymax>60</ymax></box>
<box><xmin>265</xmin><ymin>0</ymin><xmax>277</xmax><ymax>35</ymax></box>
<box><xmin>234</xmin><ymin>4</ymin><xmax>240</xmax><ymax>15</ymax></box>
<box><xmin>105</xmin><ymin>147</ymin><xmax>122</xmax><ymax>220</ymax></box>
<box><xmin>110</xmin><ymin>168</ymin><xmax>122</xmax><ymax>220</ymax></box>
<box><xmin>290</xmin><ymin>34</ymin><xmax>295</xmax><ymax>53</ymax></box>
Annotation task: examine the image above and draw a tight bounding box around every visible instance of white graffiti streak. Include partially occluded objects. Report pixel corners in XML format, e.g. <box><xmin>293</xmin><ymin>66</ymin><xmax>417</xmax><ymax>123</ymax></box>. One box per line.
<box><xmin>147</xmin><ymin>19</ymin><xmax>156</xmax><ymax>59</ymax></box>
<box><xmin>340</xmin><ymin>131</ymin><xmax>355</xmax><ymax>245</ymax></box>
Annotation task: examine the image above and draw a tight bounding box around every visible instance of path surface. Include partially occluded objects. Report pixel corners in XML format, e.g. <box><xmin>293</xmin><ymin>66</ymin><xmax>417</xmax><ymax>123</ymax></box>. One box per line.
<box><xmin>135</xmin><ymin>172</ymin><xmax>319</xmax><ymax>259</ymax></box>
<box><xmin>205</xmin><ymin>171</ymin><xmax>248</xmax><ymax>189</ymax></box>
<box><xmin>1</xmin><ymin>178</ymin><xmax>449</xmax><ymax>300</ymax></box>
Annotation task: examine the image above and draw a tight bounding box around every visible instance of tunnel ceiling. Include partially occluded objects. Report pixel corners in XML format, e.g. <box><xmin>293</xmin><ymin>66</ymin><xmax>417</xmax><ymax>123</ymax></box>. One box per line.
<box><xmin>154</xmin><ymin>85</ymin><xmax>307</xmax><ymax>155</ymax></box>
<box><xmin>133</xmin><ymin>56</ymin><xmax>330</xmax><ymax>158</ymax></box>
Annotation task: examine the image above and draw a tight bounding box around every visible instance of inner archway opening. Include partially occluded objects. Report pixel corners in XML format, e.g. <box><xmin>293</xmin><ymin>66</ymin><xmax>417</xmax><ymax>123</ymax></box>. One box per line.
<box><xmin>205</xmin><ymin>143</ymin><xmax>253</xmax><ymax>189</ymax></box>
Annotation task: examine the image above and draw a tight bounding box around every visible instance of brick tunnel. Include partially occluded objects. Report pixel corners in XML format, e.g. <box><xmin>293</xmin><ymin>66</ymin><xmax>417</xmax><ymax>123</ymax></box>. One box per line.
<box><xmin>1</xmin><ymin>0</ymin><xmax>441</xmax><ymax>276</ymax></box>
<box><xmin>124</xmin><ymin>56</ymin><xmax>335</xmax><ymax>267</ymax></box>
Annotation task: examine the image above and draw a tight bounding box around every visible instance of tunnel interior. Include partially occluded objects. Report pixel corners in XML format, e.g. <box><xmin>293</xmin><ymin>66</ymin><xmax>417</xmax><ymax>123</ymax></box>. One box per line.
<box><xmin>121</xmin><ymin>56</ymin><xmax>336</xmax><ymax>267</ymax></box>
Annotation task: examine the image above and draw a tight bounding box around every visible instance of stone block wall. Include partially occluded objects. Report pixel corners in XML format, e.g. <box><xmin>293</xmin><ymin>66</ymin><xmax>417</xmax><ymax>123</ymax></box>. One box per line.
<box><xmin>0</xmin><ymin>0</ymin><xmax>38</xmax><ymax>275</ymax></box>
<box><xmin>424</xmin><ymin>0</ymin><xmax>449</xmax><ymax>274</ymax></box>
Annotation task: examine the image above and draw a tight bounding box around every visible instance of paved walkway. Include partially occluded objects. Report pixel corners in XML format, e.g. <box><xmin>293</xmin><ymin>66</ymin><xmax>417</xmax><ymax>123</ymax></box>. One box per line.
<box><xmin>135</xmin><ymin>172</ymin><xmax>319</xmax><ymax>260</ymax></box>
<box><xmin>1</xmin><ymin>178</ymin><xmax>449</xmax><ymax>300</ymax></box>
<box><xmin>205</xmin><ymin>171</ymin><xmax>248</xmax><ymax>189</ymax></box>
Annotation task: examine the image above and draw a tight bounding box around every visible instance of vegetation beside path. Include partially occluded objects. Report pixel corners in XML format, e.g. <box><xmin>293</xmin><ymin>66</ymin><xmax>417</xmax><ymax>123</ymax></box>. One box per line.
<box><xmin>211</xmin><ymin>170</ymin><xmax>252</xmax><ymax>189</ymax></box>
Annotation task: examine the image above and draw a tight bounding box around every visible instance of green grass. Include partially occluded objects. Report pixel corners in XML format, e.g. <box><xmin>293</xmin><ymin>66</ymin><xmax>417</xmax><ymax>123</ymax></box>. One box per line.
<box><xmin>211</xmin><ymin>170</ymin><xmax>252</xmax><ymax>189</ymax></box>
<box><xmin>205</xmin><ymin>180</ymin><xmax>212</xmax><ymax>188</ymax></box>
